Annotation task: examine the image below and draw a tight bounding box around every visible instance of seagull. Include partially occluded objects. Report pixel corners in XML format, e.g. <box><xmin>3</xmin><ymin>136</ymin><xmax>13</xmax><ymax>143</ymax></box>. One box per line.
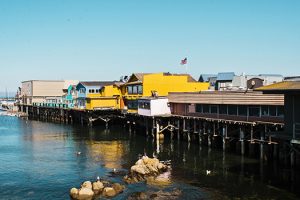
<box><xmin>97</xmin><ymin>176</ymin><xmax>100</xmax><ymax>181</ymax></box>
<box><xmin>76</xmin><ymin>151</ymin><xmax>81</xmax><ymax>155</ymax></box>
<box><xmin>206</xmin><ymin>170</ymin><xmax>211</xmax><ymax>175</ymax></box>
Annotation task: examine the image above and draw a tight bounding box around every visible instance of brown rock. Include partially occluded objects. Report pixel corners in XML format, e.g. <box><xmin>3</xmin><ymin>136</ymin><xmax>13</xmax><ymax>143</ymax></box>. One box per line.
<box><xmin>112</xmin><ymin>183</ymin><xmax>125</xmax><ymax>194</ymax></box>
<box><xmin>102</xmin><ymin>187</ymin><xmax>117</xmax><ymax>197</ymax></box>
<box><xmin>70</xmin><ymin>188</ymin><xmax>79</xmax><ymax>199</ymax></box>
<box><xmin>81</xmin><ymin>181</ymin><xmax>92</xmax><ymax>189</ymax></box>
<box><xmin>77</xmin><ymin>187</ymin><xmax>94</xmax><ymax>200</ymax></box>
<box><xmin>92</xmin><ymin>181</ymin><xmax>104</xmax><ymax>194</ymax></box>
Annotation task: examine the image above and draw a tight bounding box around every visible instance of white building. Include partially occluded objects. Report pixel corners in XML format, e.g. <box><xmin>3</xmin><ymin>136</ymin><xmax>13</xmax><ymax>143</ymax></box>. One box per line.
<box><xmin>20</xmin><ymin>80</ymin><xmax>78</xmax><ymax>105</ymax></box>
<box><xmin>138</xmin><ymin>97</ymin><xmax>171</xmax><ymax>116</ymax></box>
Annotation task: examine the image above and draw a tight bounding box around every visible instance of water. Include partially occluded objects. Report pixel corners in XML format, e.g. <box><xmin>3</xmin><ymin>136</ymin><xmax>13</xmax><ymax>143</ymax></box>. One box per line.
<box><xmin>0</xmin><ymin>114</ymin><xmax>299</xmax><ymax>200</ymax></box>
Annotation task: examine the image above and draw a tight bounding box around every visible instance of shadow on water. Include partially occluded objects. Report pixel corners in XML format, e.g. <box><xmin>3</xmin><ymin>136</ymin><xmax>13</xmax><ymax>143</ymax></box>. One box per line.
<box><xmin>0</xmin><ymin>115</ymin><xmax>299</xmax><ymax>199</ymax></box>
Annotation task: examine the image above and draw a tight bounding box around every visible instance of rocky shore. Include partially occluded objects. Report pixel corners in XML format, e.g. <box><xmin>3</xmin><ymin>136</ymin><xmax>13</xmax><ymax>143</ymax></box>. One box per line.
<box><xmin>70</xmin><ymin>156</ymin><xmax>170</xmax><ymax>199</ymax></box>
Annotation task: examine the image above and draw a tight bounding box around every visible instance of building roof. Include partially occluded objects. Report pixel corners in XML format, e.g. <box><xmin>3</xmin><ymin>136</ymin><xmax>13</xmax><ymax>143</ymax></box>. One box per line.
<box><xmin>79</xmin><ymin>81</ymin><xmax>117</xmax><ymax>87</ymax></box>
<box><xmin>198</xmin><ymin>74</ymin><xmax>217</xmax><ymax>82</ymax></box>
<box><xmin>258</xmin><ymin>74</ymin><xmax>283</xmax><ymax>77</ymax></box>
<box><xmin>217</xmin><ymin>72</ymin><xmax>235</xmax><ymax>81</ymax></box>
<box><xmin>168</xmin><ymin>91</ymin><xmax>284</xmax><ymax>105</ymax></box>
<box><xmin>256</xmin><ymin>81</ymin><xmax>300</xmax><ymax>93</ymax></box>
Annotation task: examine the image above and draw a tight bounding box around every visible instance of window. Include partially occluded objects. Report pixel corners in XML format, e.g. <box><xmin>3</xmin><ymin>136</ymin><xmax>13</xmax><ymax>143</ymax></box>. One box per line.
<box><xmin>261</xmin><ymin>106</ymin><xmax>269</xmax><ymax>116</ymax></box>
<box><xmin>238</xmin><ymin>105</ymin><xmax>247</xmax><ymax>116</ymax></box>
<box><xmin>228</xmin><ymin>105</ymin><xmax>237</xmax><ymax>115</ymax></box>
<box><xmin>138</xmin><ymin>101</ymin><xmax>150</xmax><ymax>109</ymax></box>
<box><xmin>269</xmin><ymin>106</ymin><xmax>276</xmax><ymax>116</ymax></box>
<box><xmin>277</xmin><ymin>106</ymin><xmax>284</xmax><ymax>117</ymax></box>
<box><xmin>210</xmin><ymin>105</ymin><xmax>218</xmax><ymax>113</ymax></box>
<box><xmin>127</xmin><ymin>100</ymin><xmax>138</xmax><ymax>109</ymax></box>
<box><xmin>80</xmin><ymin>88</ymin><xmax>85</xmax><ymax>93</ymax></box>
<box><xmin>127</xmin><ymin>86</ymin><xmax>133</xmax><ymax>94</ymax></box>
<box><xmin>138</xmin><ymin>85</ymin><xmax>143</xmax><ymax>94</ymax></box>
<box><xmin>219</xmin><ymin>105</ymin><xmax>227</xmax><ymax>114</ymax></box>
<box><xmin>132</xmin><ymin>86</ymin><xmax>138</xmax><ymax>94</ymax></box>
<box><xmin>95</xmin><ymin>89</ymin><xmax>99</xmax><ymax>93</ymax></box>
<box><xmin>203</xmin><ymin>104</ymin><xmax>209</xmax><ymax>113</ymax></box>
<box><xmin>249</xmin><ymin>106</ymin><xmax>260</xmax><ymax>117</ymax></box>
<box><xmin>196</xmin><ymin>104</ymin><xmax>202</xmax><ymax>113</ymax></box>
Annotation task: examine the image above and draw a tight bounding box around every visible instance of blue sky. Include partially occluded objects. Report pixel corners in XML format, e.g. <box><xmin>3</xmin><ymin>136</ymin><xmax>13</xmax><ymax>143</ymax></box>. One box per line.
<box><xmin>0</xmin><ymin>0</ymin><xmax>300</xmax><ymax>92</ymax></box>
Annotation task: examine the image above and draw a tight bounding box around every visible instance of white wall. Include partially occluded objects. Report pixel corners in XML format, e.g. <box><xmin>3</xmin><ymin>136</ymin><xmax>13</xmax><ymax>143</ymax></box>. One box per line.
<box><xmin>150</xmin><ymin>98</ymin><xmax>171</xmax><ymax>116</ymax></box>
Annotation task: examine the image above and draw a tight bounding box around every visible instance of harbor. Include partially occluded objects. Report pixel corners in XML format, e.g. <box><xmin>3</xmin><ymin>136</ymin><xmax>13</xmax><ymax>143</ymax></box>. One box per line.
<box><xmin>1</xmin><ymin>1</ymin><xmax>300</xmax><ymax>199</ymax></box>
<box><xmin>0</xmin><ymin>113</ymin><xmax>299</xmax><ymax>199</ymax></box>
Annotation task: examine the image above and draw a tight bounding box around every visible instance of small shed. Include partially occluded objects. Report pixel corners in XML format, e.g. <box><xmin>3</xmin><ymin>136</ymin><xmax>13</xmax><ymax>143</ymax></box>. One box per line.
<box><xmin>138</xmin><ymin>97</ymin><xmax>171</xmax><ymax>116</ymax></box>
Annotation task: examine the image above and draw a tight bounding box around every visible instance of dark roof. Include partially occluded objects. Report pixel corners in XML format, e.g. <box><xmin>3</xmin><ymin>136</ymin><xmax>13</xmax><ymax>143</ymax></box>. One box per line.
<box><xmin>79</xmin><ymin>81</ymin><xmax>117</xmax><ymax>87</ymax></box>
<box><xmin>258</xmin><ymin>74</ymin><xmax>283</xmax><ymax>77</ymax></box>
<box><xmin>198</xmin><ymin>74</ymin><xmax>217</xmax><ymax>82</ymax></box>
<box><xmin>256</xmin><ymin>81</ymin><xmax>300</xmax><ymax>93</ymax></box>
<box><xmin>217</xmin><ymin>72</ymin><xmax>235</xmax><ymax>81</ymax></box>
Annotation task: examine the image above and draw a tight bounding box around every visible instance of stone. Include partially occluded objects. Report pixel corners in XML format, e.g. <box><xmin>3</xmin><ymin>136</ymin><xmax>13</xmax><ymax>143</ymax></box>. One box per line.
<box><xmin>70</xmin><ymin>188</ymin><xmax>79</xmax><ymax>199</ymax></box>
<box><xmin>81</xmin><ymin>181</ymin><xmax>92</xmax><ymax>189</ymax></box>
<box><xmin>77</xmin><ymin>187</ymin><xmax>94</xmax><ymax>200</ymax></box>
<box><xmin>92</xmin><ymin>181</ymin><xmax>104</xmax><ymax>194</ymax></box>
<box><xmin>112</xmin><ymin>183</ymin><xmax>125</xmax><ymax>194</ymax></box>
<box><xmin>102</xmin><ymin>187</ymin><xmax>117</xmax><ymax>197</ymax></box>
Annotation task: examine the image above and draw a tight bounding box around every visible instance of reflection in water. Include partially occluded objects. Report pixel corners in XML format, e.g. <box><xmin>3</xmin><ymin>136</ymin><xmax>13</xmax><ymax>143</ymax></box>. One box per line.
<box><xmin>87</xmin><ymin>141</ymin><xmax>129</xmax><ymax>169</ymax></box>
<box><xmin>0</xmin><ymin>115</ymin><xmax>299</xmax><ymax>200</ymax></box>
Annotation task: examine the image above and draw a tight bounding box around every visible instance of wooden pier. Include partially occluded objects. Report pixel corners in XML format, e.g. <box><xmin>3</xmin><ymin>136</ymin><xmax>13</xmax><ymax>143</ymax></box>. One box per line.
<box><xmin>19</xmin><ymin>104</ymin><xmax>299</xmax><ymax>168</ymax></box>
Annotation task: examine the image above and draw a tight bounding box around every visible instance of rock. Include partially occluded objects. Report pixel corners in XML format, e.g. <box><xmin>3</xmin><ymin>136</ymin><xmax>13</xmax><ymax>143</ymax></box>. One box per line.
<box><xmin>81</xmin><ymin>181</ymin><xmax>92</xmax><ymax>189</ymax></box>
<box><xmin>92</xmin><ymin>181</ymin><xmax>104</xmax><ymax>194</ymax></box>
<box><xmin>102</xmin><ymin>187</ymin><xmax>117</xmax><ymax>197</ymax></box>
<box><xmin>127</xmin><ymin>192</ymin><xmax>148</xmax><ymax>200</ymax></box>
<box><xmin>112</xmin><ymin>183</ymin><xmax>125</xmax><ymax>194</ymax></box>
<box><xmin>70</xmin><ymin>188</ymin><xmax>79</xmax><ymax>199</ymax></box>
<box><xmin>125</xmin><ymin>157</ymin><xmax>169</xmax><ymax>184</ymax></box>
<box><xmin>77</xmin><ymin>187</ymin><xmax>94</xmax><ymax>200</ymax></box>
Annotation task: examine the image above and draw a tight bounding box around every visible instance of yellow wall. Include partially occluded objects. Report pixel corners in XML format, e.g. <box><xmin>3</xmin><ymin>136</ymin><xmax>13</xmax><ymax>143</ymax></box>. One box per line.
<box><xmin>86</xmin><ymin>85</ymin><xmax>122</xmax><ymax>110</ymax></box>
<box><xmin>143</xmin><ymin>73</ymin><xmax>209</xmax><ymax>96</ymax></box>
<box><xmin>123</xmin><ymin>73</ymin><xmax>209</xmax><ymax>98</ymax></box>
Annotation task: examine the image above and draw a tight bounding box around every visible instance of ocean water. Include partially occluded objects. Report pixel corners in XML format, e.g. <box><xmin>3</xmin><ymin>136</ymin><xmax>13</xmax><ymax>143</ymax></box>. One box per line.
<box><xmin>0</xmin><ymin>115</ymin><xmax>299</xmax><ymax>200</ymax></box>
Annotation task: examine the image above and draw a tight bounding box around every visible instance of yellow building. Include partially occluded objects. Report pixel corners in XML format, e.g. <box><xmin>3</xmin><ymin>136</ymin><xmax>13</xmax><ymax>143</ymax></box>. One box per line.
<box><xmin>122</xmin><ymin>72</ymin><xmax>209</xmax><ymax>111</ymax></box>
<box><xmin>85</xmin><ymin>82</ymin><xmax>124</xmax><ymax>110</ymax></box>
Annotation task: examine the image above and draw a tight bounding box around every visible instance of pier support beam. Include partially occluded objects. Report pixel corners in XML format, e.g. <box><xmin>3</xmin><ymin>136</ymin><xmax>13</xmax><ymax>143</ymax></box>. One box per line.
<box><xmin>240</xmin><ymin>127</ymin><xmax>245</xmax><ymax>155</ymax></box>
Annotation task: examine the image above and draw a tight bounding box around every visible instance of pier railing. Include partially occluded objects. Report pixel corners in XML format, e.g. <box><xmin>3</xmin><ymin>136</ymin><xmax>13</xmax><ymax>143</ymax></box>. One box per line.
<box><xmin>32</xmin><ymin>102</ymin><xmax>69</xmax><ymax>109</ymax></box>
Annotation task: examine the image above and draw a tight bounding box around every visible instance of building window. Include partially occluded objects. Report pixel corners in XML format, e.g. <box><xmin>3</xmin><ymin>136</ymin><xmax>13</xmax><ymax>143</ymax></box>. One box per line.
<box><xmin>261</xmin><ymin>105</ymin><xmax>269</xmax><ymax>116</ymax></box>
<box><xmin>219</xmin><ymin>105</ymin><xmax>227</xmax><ymax>115</ymax></box>
<box><xmin>138</xmin><ymin>85</ymin><xmax>143</xmax><ymax>94</ymax></box>
<box><xmin>210</xmin><ymin>105</ymin><xmax>218</xmax><ymax>114</ymax></box>
<box><xmin>80</xmin><ymin>88</ymin><xmax>85</xmax><ymax>93</ymax></box>
<box><xmin>269</xmin><ymin>106</ymin><xmax>277</xmax><ymax>116</ymax></box>
<box><xmin>138</xmin><ymin>101</ymin><xmax>150</xmax><ymax>109</ymax></box>
<box><xmin>228</xmin><ymin>105</ymin><xmax>237</xmax><ymax>115</ymax></box>
<box><xmin>249</xmin><ymin>106</ymin><xmax>260</xmax><ymax>117</ymax></box>
<box><xmin>127</xmin><ymin>86</ymin><xmax>133</xmax><ymax>94</ymax></box>
<box><xmin>238</xmin><ymin>105</ymin><xmax>247</xmax><ymax>116</ymax></box>
<box><xmin>196</xmin><ymin>104</ymin><xmax>202</xmax><ymax>113</ymax></box>
<box><xmin>203</xmin><ymin>104</ymin><xmax>209</xmax><ymax>113</ymax></box>
<box><xmin>277</xmin><ymin>106</ymin><xmax>284</xmax><ymax>117</ymax></box>
<box><xmin>132</xmin><ymin>86</ymin><xmax>138</xmax><ymax>94</ymax></box>
<box><xmin>127</xmin><ymin>100</ymin><xmax>138</xmax><ymax>109</ymax></box>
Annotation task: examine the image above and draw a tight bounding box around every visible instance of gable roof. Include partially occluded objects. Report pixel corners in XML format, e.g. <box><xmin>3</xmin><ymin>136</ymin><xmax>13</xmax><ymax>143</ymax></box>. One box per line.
<box><xmin>217</xmin><ymin>72</ymin><xmax>235</xmax><ymax>81</ymax></box>
<box><xmin>198</xmin><ymin>74</ymin><xmax>217</xmax><ymax>82</ymax></box>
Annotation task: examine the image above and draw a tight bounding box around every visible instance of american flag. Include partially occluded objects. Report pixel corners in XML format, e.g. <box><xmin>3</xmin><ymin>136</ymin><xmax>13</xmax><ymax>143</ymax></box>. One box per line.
<box><xmin>180</xmin><ymin>57</ymin><xmax>187</xmax><ymax>65</ymax></box>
